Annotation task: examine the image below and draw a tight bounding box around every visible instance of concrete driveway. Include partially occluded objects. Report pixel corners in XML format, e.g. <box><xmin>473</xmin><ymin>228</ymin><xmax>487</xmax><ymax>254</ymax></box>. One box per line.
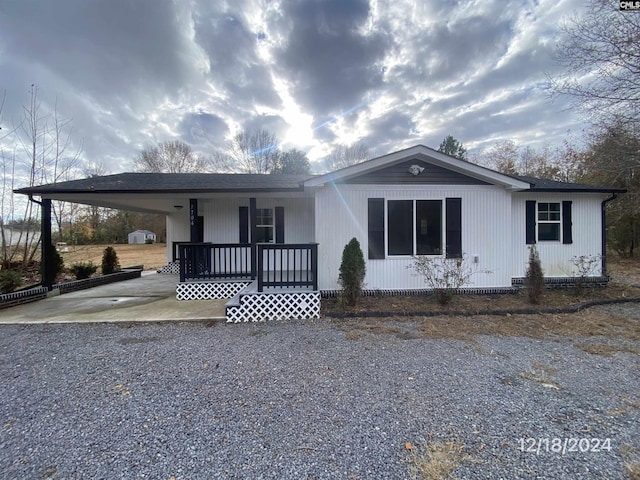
<box><xmin>0</xmin><ymin>272</ymin><xmax>227</xmax><ymax>324</ymax></box>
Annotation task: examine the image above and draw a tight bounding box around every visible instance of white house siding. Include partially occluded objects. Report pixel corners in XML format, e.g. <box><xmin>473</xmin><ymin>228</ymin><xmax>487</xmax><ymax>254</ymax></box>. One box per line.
<box><xmin>166</xmin><ymin>210</ymin><xmax>190</xmax><ymax>263</ymax></box>
<box><xmin>314</xmin><ymin>184</ymin><xmax>514</xmax><ymax>291</ymax></box>
<box><xmin>511</xmin><ymin>193</ymin><xmax>606</xmax><ymax>278</ymax></box>
<box><xmin>198</xmin><ymin>197</ymin><xmax>315</xmax><ymax>243</ymax></box>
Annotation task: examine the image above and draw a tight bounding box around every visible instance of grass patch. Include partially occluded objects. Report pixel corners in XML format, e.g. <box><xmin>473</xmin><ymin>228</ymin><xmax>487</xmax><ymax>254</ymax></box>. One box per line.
<box><xmin>627</xmin><ymin>461</ymin><xmax>640</xmax><ymax>480</ymax></box>
<box><xmin>60</xmin><ymin>243</ymin><xmax>167</xmax><ymax>271</ymax></box>
<box><xmin>326</xmin><ymin>255</ymin><xmax>640</xmax><ymax>318</ymax></box>
<box><xmin>607</xmin><ymin>397</ymin><xmax>640</xmax><ymax>416</ymax></box>
<box><xmin>621</xmin><ymin>444</ymin><xmax>640</xmax><ymax>480</ymax></box>
<box><xmin>322</xmin><ymin>283</ymin><xmax>640</xmax><ymax>317</ymax></box>
<box><xmin>337</xmin><ymin>309</ymin><xmax>640</xmax><ymax>344</ymax></box>
<box><xmin>576</xmin><ymin>343</ymin><xmax>640</xmax><ymax>357</ymax></box>
<box><xmin>407</xmin><ymin>440</ymin><xmax>470</xmax><ymax>480</ymax></box>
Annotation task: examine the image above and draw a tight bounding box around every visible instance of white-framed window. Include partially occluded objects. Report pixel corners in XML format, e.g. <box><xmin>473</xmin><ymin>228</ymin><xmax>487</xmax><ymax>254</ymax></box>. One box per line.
<box><xmin>255</xmin><ymin>208</ymin><xmax>274</xmax><ymax>243</ymax></box>
<box><xmin>538</xmin><ymin>202</ymin><xmax>561</xmax><ymax>241</ymax></box>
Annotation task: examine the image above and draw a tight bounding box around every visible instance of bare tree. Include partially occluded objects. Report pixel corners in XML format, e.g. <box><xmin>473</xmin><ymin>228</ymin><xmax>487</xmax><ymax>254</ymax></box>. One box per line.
<box><xmin>550</xmin><ymin>0</ymin><xmax>640</xmax><ymax>128</ymax></box>
<box><xmin>553</xmin><ymin>138</ymin><xmax>589</xmax><ymax>183</ymax></box>
<box><xmin>271</xmin><ymin>148</ymin><xmax>311</xmax><ymax>175</ymax></box>
<box><xmin>213</xmin><ymin>129</ymin><xmax>281</xmax><ymax>174</ymax></box>
<box><xmin>16</xmin><ymin>85</ymin><xmax>49</xmax><ymax>266</ymax></box>
<box><xmin>483</xmin><ymin>140</ymin><xmax>519</xmax><ymax>174</ymax></box>
<box><xmin>46</xmin><ymin>100</ymin><xmax>82</xmax><ymax>242</ymax></box>
<box><xmin>1</xmin><ymin>86</ymin><xmax>82</xmax><ymax>268</ymax></box>
<box><xmin>518</xmin><ymin>145</ymin><xmax>562</xmax><ymax>179</ymax></box>
<box><xmin>135</xmin><ymin>140</ymin><xmax>207</xmax><ymax>173</ymax></box>
<box><xmin>323</xmin><ymin>142</ymin><xmax>372</xmax><ymax>172</ymax></box>
<box><xmin>480</xmin><ymin>139</ymin><xmax>583</xmax><ymax>182</ymax></box>
<box><xmin>579</xmin><ymin>124</ymin><xmax>640</xmax><ymax>256</ymax></box>
<box><xmin>71</xmin><ymin>162</ymin><xmax>110</xmax><ymax>244</ymax></box>
<box><xmin>0</xmin><ymin>90</ymin><xmax>12</xmax><ymax>266</ymax></box>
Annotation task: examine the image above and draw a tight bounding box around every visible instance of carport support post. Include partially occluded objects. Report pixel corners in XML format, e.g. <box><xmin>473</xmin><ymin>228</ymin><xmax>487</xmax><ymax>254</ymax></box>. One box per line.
<box><xmin>41</xmin><ymin>198</ymin><xmax>55</xmax><ymax>290</ymax></box>
<box><xmin>189</xmin><ymin>199</ymin><xmax>199</xmax><ymax>243</ymax></box>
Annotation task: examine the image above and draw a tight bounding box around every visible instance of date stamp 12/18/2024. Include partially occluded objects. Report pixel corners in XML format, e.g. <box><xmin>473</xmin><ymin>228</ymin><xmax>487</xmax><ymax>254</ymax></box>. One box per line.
<box><xmin>519</xmin><ymin>438</ymin><xmax>612</xmax><ymax>455</ymax></box>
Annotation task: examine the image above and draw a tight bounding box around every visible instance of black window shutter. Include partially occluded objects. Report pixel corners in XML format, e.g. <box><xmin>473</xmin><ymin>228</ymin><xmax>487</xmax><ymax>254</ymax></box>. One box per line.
<box><xmin>562</xmin><ymin>201</ymin><xmax>573</xmax><ymax>244</ymax></box>
<box><xmin>239</xmin><ymin>206</ymin><xmax>249</xmax><ymax>243</ymax></box>
<box><xmin>275</xmin><ymin>206</ymin><xmax>285</xmax><ymax>243</ymax></box>
<box><xmin>445</xmin><ymin>198</ymin><xmax>462</xmax><ymax>258</ymax></box>
<box><xmin>526</xmin><ymin>200</ymin><xmax>536</xmax><ymax>244</ymax></box>
<box><xmin>368</xmin><ymin>198</ymin><xmax>385</xmax><ymax>259</ymax></box>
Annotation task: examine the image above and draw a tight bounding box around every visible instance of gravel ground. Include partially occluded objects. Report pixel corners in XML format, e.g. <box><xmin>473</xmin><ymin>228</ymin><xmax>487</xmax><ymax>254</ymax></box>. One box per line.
<box><xmin>1</xmin><ymin>308</ymin><xmax>639</xmax><ymax>480</ymax></box>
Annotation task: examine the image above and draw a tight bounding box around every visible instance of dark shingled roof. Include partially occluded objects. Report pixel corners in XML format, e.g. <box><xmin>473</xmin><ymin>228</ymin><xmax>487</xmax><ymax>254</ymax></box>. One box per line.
<box><xmin>510</xmin><ymin>174</ymin><xmax>626</xmax><ymax>193</ymax></box>
<box><xmin>15</xmin><ymin>171</ymin><xmax>626</xmax><ymax>196</ymax></box>
<box><xmin>15</xmin><ymin>172</ymin><xmax>318</xmax><ymax>194</ymax></box>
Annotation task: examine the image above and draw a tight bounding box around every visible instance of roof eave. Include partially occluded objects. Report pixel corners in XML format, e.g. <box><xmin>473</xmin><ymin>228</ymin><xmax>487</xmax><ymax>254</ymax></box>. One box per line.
<box><xmin>14</xmin><ymin>186</ymin><xmax>307</xmax><ymax>196</ymax></box>
<box><xmin>516</xmin><ymin>187</ymin><xmax>627</xmax><ymax>194</ymax></box>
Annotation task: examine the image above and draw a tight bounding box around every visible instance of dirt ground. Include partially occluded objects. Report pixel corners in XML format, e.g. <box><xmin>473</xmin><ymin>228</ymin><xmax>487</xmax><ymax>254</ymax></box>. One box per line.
<box><xmin>324</xmin><ymin>254</ymin><xmax>640</xmax><ymax>314</ymax></box>
<box><xmin>59</xmin><ymin>243</ymin><xmax>168</xmax><ymax>272</ymax></box>
<box><xmin>324</xmin><ymin>255</ymin><xmax>640</xmax><ymax>357</ymax></box>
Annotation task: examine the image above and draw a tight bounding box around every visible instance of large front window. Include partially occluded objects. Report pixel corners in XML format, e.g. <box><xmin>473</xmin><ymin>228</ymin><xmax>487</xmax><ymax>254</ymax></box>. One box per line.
<box><xmin>388</xmin><ymin>200</ymin><xmax>442</xmax><ymax>255</ymax></box>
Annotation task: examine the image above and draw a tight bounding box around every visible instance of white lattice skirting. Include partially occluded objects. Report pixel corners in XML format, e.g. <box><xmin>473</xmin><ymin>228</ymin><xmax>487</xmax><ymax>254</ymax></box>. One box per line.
<box><xmin>177</xmin><ymin>281</ymin><xmax>250</xmax><ymax>300</ymax></box>
<box><xmin>158</xmin><ymin>261</ymin><xmax>179</xmax><ymax>274</ymax></box>
<box><xmin>227</xmin><ymin>292</ymin><xmax>321</xmax><ymax>323</ymax></box>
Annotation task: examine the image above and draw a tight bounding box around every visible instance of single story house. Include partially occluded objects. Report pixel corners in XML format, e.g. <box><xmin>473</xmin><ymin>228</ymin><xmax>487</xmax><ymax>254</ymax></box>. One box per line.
<box><xmin>16</xmin><ymin>145</ymin><xmax>624</xmax><ymax>322</ymax></box>
<box><xmin>128</xmin><ymin>229</ymin><xmax>156</xmax><ymax>244</ymax></box>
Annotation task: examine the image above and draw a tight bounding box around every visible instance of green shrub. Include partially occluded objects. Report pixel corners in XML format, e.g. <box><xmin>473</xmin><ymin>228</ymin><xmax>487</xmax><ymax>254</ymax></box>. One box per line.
<box><xmin>101</xmin><ymin>246</ymin><xmax>121</xmax><ymax>275</ymax></box>
<box><xmin>42</xmin><ymin>247</ymin><xmax>65</xmax><ymax>285</ymax></box>
<box><xmin>0</xmin><ymin>269</ymin><xmax>23</xmax><ymax>294</ymax></box>
<box><xmin>525</xmin><ymin>245</ymin><xmax>544</xmax><ymax>304</ymax></box>
<box><xmin>338</xmin><ymin>237</ymin><xmax>366</xmax><ymax>306</ymax></box>
<box><xmin>52</xmin><ymin>248</ymin><xmax>65</xmax><ymax>279</ymax></box>
<box><xmin>144</xmin><ymin>238</ymin><xmax>154</xmax><ymax>244</ymax></box>
<box><xmin>70</xmin><ymin>262</ymin><xmax>98</xmax><ymax>280</ymax></box>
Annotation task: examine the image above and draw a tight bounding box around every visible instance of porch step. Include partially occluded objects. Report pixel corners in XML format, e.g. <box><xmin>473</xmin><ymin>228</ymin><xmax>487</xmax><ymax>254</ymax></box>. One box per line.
<box><xmin>225</xmin><ymin>280</ymin><xmax>258</xmax><ymax>308</ymax></box>
<box><xmin>225</xmin><ymin>281</ymin><xmax>320</xmax><ymax>323</ymax></box>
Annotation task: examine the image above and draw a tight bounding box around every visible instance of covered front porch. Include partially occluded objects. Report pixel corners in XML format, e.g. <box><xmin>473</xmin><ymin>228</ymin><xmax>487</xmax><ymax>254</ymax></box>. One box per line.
<box><xmin>163</xmin><ymin>190</ymin><xmax>320</xmax><ymax>322</ymax></box>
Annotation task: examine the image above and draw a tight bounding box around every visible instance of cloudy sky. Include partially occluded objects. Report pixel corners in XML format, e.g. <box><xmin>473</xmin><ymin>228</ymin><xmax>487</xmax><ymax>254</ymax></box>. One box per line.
<box><xmin>0</xmin><ymin>0</ymin><xmax>591</xmax><ymax>176</ymax></box>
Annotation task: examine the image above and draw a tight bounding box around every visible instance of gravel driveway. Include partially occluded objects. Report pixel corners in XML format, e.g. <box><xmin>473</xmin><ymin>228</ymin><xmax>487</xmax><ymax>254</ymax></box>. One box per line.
<box><xmin>1</xmin><ymin>307</ymin><xmax>638</xmax><ymax>479</ymax></box>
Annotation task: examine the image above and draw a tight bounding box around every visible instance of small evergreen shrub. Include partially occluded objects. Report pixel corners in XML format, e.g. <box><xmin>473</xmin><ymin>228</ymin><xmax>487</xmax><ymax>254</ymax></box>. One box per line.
<box><xmin>338</xmin><ymin>237</ymin><xmax>366</xmax><ymax>306</ymax></box>
<box><xmin>0</xmin><ymin>269</ymin><xmax>23</xmax><ymax>294</ymax></box>
<box><xmin>70</xmin><ymin>262</ymin><xmax>98</xmax><ymax>280</ymax></box>
<box><xmin>44</xmin><ymin>247</ymin><xmax>65</xmax><ymax>284</ymax></box>
<box><xmin>144</xmin><ymin>238</ymin><xmax>154</xmax><ymax>244</ymax></box>
<box><xmin>101</xmin><ymin>246</ymin><xmax>121</xmax><ymax>275</ymax></box>
<box><xmin>525</xmin><ymin>245</ymin><xmax>544</xmax><ymax>304</ymax></box>
<box><xmin>53</xmin><ymin>249</ymin><xmax>65</xmax><ymax>277</ymax></box>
